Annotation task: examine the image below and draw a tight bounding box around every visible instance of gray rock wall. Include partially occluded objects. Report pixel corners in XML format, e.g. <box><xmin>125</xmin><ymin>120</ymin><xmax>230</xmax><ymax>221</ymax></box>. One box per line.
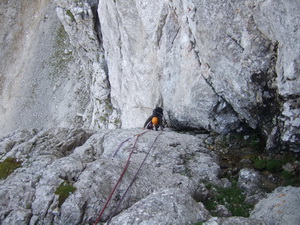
<box><xmin>0</xmin><ymin>0</ymin><xmax>299</xmax><ymax>151</ymax></box>
<box><xmin>0</xmin><ymin>0</ymin><xmax>120</xmax><ymax>137</ymax></box>
<box><xmin>98</xmin><ymin>0</ymin><xmax>300</xmax><ymax>151</ymax></box>
<box><xmin>0</xmin><ymin>0</ymin><xmax>91</xmax><ymax>135</ymax></box>
<box><xmin>0</xmin><ymin>0</ymin><xmax>61</xmax><ymax>134</ymax></box>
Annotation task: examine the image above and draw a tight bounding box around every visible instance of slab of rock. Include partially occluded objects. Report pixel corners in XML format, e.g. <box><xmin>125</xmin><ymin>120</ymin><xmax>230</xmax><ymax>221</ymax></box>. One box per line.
<box><xmin>204</xmin><ymin>216</ymin><xmax>266</xmax><ymax>225</ymax></box>
<box><xmin>110</xmin><ymin>188</ymin><xmax>210</xmax><ymax>225</ymax></box>
<box><xmin>0</xmin><ymin>128</ymin><xmax>220</xmax><ymax>224</ymax></box>
<box><xmin>250</xmin><ymin>186</ymin><xmax>300</xmax><ymax>225</ymax></box>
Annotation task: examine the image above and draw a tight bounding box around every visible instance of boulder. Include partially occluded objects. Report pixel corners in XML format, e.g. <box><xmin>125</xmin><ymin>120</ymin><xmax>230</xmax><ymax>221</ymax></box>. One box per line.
<box><xmin>238</xmin><ymin>167</ymin><xmax>267</xmax><ymax>205</ymax></box>
<box><xmin>204</xmin><ymin>217</ymin><xmax>266</xmax><ymax>225</ymax></box>
<box><xmin>238</xmin><ymin>168</ymin><xmax>262</xmax><ymax>195</ymax></box>
<box><xmin>250</xmin><ymin>186</ymin><xmax>300</xmax><ymax>225</ymax></box>
<box><xmin>109</xmin><ymin>188</ymin><xmax>211</xmax><ymax>225</ymax></box>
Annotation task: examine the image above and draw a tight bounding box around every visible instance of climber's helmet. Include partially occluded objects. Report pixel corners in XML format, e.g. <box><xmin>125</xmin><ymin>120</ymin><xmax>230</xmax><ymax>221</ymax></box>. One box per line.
<box><xmin>152</xmin><ymin>117</ymin><xmax>159</xmax><ymax>125</ymax></box>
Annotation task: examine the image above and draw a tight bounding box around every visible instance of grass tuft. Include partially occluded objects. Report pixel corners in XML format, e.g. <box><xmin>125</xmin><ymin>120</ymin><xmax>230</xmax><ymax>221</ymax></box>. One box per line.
<box><xmin>66</xmin><ymin>10</ymin><xmax>75</xmax><ymax>22</ymax></box>
<box><xmin>55</xmin><ymin>181</ymin><xmax>77</xmax><ymax>208</ymax></box>
<box><xmin>203</xmin><ymin>180</ymin><xmax>252</xmax><ymax>217</ymax></box>
<box><xmin>0</xmin><ymin>158</ymin><xmax>22</xmax><ymax>180</ymax></box>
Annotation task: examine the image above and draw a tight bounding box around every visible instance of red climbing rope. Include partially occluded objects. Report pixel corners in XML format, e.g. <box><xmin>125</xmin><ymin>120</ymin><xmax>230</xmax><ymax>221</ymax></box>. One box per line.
<box><xmin>93</xmin><ymin>130</ymin><xmax>150</xmax><ymax>225</ymax></box>
<box><xmin>106</xmin><ymin>130</ymin><xmax>163</xmax><ymax>224</ymax></box>
<box><xmin>113</xmin><ymin>137</ymin><xmax>131</xmax><ymax>157</ymax></box>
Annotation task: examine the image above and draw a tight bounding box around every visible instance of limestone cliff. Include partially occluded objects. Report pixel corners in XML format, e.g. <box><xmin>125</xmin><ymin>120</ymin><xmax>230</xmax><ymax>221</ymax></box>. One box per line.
<box><xmin>1</xmin><ymin>0</ymin><xmax>299</xmax><ymax>152</ymax></box>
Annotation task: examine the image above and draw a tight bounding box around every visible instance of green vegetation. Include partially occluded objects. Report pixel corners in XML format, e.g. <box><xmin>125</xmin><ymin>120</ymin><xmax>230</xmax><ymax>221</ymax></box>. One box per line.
<box><xmin>253</xmin><ymin>158</ymin><xmax>283</xmax><ymax>172</ymax></box>
<box><xmin>252</xmin><ymin>154</ymin><xmax>295</xmax><ymax>173</ymax></box>
<box><xmin>280</xmin><ymin>170</ymin><xmax>299</xmax><ymax>186</ymax></box>
<box><xmin>99</xmin><ymin>114</ymin><xmax>109</xmax><ymax>123</ymax></box>
<box><xmin>55</xmin><ymin>181</ymin><xmax>77</xmax><ymax>208</ymax></box>
<box><xmin>0</xmin><ymin>158</ymin><xmax>22</xmax><ymax>179</ymax></box>
<box><xmin>222</xmin><ymin>132</ymin><xmax>265</xmax><ymax>151</ymax></box>
<box><xmin>50</xmin><ymin>25</ymin><xmax>73</xmax><ymax>80</ymax></box>
<box><xmin>66</xmin><ymin>10</ymin><xmax>75</xmax><ymax>22</ymax></box>
<box><xmin>97</xmin><ymin>98</ymin><xmax>117</xmax><ymax>127</ymax></box>
<box><xmin>252</xmin><ymin>154</ymin><xmax>300</xmax><ymax>187</ymax></box>
<box><xmin>105</xmin><ymin>99</ymin><xmax>113</xmax><ymax>111</ymax></box>
<box><xmin>114</xmin><ymin>119</ymin><xmax>121</xmax><ymax>126</ymax></box>
<box><xmin>203</xmin><ymin>180</ymin><xmax>252</xmax><ymax>217</ymax></box>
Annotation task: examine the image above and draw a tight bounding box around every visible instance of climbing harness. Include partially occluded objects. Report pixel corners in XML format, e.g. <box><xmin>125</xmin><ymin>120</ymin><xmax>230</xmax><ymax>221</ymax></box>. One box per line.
<box><xmin>93</xmin><ymin>130</ymin><xmax>162</xmax><ymax>225</ymax></box>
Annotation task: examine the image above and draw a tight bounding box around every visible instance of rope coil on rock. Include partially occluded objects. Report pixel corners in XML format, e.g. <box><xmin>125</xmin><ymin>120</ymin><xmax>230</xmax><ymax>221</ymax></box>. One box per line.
<box><xmin>94</xmin><ymin>130</ymin><xmax>162</xmax><ymax>225</ymax></box>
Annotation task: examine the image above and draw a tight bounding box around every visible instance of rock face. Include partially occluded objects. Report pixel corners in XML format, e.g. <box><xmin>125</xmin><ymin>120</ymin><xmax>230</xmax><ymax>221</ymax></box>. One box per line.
<box><xmin>0</xmin><ymin>0</ymin><xmax>119</xmax><ymax>137</ymax></box>
<box><xmin>250</xmin><ymin>186</ymin><xmax>300</xmax><ymax>225</ymax></box>
<box><xmin>204</xmin><ymin>217</ymin><xmax>267</xmax><ymax>225</ymax></box>
<box><xmin>1</xmin><ymin>128</ymin><xmax>299</xmax><ymax>225</ymax></box>
<box><xmin>54</xmin><ymin>0</ymin><xmax>120</xmax><ymax>130</ymax></box>
<box><xmin>0</xmin><ymin>0</ymin><xmax>94</xmax><ymax>135</ymax></box>
<box><xmin>109</xmin><ymin>188</ymin><xmax>211</xmax><ymax>225</ymax></box>
<box><xmin>0</xmin><ymin>128</ymin><xmax>220</xmax><ymax>224</ymax></box>
<box><xmin>0</xmin><ymin>1</ymin><xmax>299</xmax><ymax>150</ymax></box>
<box><xmin>97</xmin><ymin>0</ymin><xmax>300</xmax><ymax>152</ymax></box>
<box><xmin>1</xmin><ymin>2</ymin><xmax>299</xmax><ymax>222</ymax></box>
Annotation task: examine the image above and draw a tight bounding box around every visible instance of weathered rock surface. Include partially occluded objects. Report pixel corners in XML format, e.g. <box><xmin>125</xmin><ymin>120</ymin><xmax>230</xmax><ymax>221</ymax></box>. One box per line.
<box><xmin>1</xmin><ymin>128</ymin><xmax>299</xmax><ymax>224</ymax></box>
<box><xmin>109</xmin><ymin>188</ymin><xmax>210</xmax><ymax>225</ymax></box>
<box><xmin>237</xmin><ymin>168</ymin><xmax>267</xmax><ymax>205</ymax></box>
<box><xmin>54</xmin><ymin>0</ymin><xmax>120</xmax><ymax>130</ymax></box>
<box><xmin>238</xmin><ymin>168</ymin><xmax>262</xmax><ymax>194</ymax></box>
<box><xmin>250</xmin><ymin>186</ymin><xmax>300</xmax><ymax>225</ymax></box>
<box><xmin>1</xmin><ymin>0</ymin><xmax>300</xmax><ymax>223</ymax></box>
<box><xmin>204</xmin><ymin>217</ymin><xmax>267</xmax><ymax>225</ymax></box>
<box><xmin>0</xmin><ymin>0</ymin><xmax>88</xmax><ymax>135</ymax></box>
<box><xmin>0</xmin><ymin>0</ymin><xmax>119</xmax><ymax>137</ymax></box>
<box><xmin>0</xmin><ymin>128</ymin><xmax>219</xmax><ymax>224</ymax></box>
<box><xmin>1</xmin><ymin>0</ymin><xmax>300</xmax><ymax>152</ymax></box>
<box><xmin>97</xmin><ymin>0</ymin><xmax>300</xmax><ymax>151</ymax></box>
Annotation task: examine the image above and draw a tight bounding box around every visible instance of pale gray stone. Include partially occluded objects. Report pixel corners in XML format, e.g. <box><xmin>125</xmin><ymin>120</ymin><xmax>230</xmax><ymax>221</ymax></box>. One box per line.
<box><xmin>0</xmin><ymin>128</ymin><xmax>219</xmax><ymax>224</ymax></box>
<box><xmin>204</xmin><ymin>216</ymin><xmax>266</xmax><ymax>225</ymax></box>
<box><xmin>109</xmin><ymin>188</ymin><xmax>211</xmax><ymax>225</ymax></box>
<box><xmin>0</xmin><ymin>0</ymin><xmax>299</xmax><ymax>151</ymax></box>
<box><xmin>238</xmin><ymin>168</ymin><xmax>262</xmax><ymax>195</ymax></box>
<box><xmin>1</xmin><ymin>0</ymin><xmax>300</xmax><ymax>223</ymax></box>
<box><xmin>213</xmin><ymin>205</ymin><xmax>232</xmax><ymax>217</ymax></box>
<box><xmin>250</xmin><ymin>186</ymin><xmax>300</xmax><ymax>225</ymax></box>
<box><xmin>0</xmin><ymin>0</ymin><xmax>89</xmax><ymax>135</ymax></box>
<box><xmin>97</xmin><ymin>0</ymin><xmax>300</xmax><ymax>151</ymax></box>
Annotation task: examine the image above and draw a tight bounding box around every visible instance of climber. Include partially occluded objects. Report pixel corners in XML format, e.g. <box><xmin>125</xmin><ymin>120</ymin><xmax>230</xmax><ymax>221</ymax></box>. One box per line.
<box><xmin>143</xmin><ymin>107</ymin><xmax>164</xmax><ymax>131</ymax></box>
